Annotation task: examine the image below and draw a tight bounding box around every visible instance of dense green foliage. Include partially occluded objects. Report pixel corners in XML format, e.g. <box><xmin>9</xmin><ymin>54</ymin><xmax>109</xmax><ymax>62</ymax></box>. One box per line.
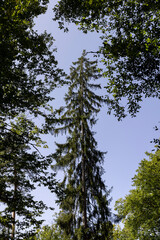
<box><xmin>0</xmin><ymin>116</ymin><xmax>56</xmax><ymax>239</ymax></box>
<box><xmin>0</xmin><ymin>0</ymin><xmax>62</xmax><ymax>118</ymax></box>
<box><xmin>113</xmin><ymin>224</ymin><xmax>135</xmax><ymax>240</ymax></box>
<box><xmin>0</xmin><ymin>0</ymin><xmax>62</xmax><ymax>238</ymax></box>
<box><xmin>47</xmin><ymin>51</ymin><xmax>112</xmax><ymax>240</ymax></box>
<box><xmin>54</xmin><ymin>0</ymin><xmax>160</xmax><ymax>119</ymax></box>
<box><xmin>115</xmin><ymin>149</ymin><xmax>160</xmax><ymax>239</ymax></box>
<box><xmin>1</xmin><ymin>0</ymin><xmax>159</xmax><ymax>239</ymax></box>
<box><xmin>53</xmin><ymin>0</ymin><xmax>109</xmax><ymax>32</ymax></box>
<box><xmin>33</xmin><ymin>224</ymin><xmax>71</xmax><ymax>240</ymax></box>
<box><xmin>101</xmin><ymin>0</ymin><xmax>160</xmax><ymax>119</ymax></box>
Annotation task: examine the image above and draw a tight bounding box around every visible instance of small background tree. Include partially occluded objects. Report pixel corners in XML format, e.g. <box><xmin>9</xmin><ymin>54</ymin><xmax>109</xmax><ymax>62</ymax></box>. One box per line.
<box><xmin>0</xmin><ymin>116</ymin><xmax>56</xmax><ymax>239</ymax></box>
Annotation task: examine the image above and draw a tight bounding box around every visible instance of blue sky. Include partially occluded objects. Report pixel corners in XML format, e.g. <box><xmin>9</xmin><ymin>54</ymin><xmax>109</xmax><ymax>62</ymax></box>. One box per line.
<box><xmin>34</xmin><ymin>1</ymin><xmax>160</xmax><ymax>225</ymax></box>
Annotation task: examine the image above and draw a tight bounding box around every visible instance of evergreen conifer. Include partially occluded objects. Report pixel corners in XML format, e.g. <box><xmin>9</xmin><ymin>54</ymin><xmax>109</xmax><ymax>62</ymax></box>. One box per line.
<box><xmin>49</xmin><ymin>51</ymin><xmax>113</xmax><ymax>240</ymax></box>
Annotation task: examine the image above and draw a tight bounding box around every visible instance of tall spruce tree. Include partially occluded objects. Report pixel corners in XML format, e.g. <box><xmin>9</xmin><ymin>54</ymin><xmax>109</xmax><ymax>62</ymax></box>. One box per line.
<box><xmin>48</xmin><ymin>51</ymin><xmax>112</xmax><ymax>240</ymax></box>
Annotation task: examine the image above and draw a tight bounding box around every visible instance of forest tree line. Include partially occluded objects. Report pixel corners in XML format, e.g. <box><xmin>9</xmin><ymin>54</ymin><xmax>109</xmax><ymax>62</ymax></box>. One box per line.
<box><xmin>0</xmin><ymin>0</ymin><xmax>159</xmax><ymax>239</ymax></box>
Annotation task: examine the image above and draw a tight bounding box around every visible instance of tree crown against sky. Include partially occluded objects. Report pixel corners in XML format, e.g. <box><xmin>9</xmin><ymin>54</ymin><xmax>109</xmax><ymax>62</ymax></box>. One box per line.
<box><xmin>46</xmin><ymin>51</ymin><xmax>113</xmax><ymax>240</ymax></box>
<box><xmin>114</xmin><ymin>149</ymin><xmax>160</xmax><ymax>239</ymax></box>
<box><xmin>0</xmin><ymin>0</ymin><xmax>63</xmax><ymax>119</ymax></box>
<box><xmin>1</xmin><ymin>0</ymin><xmax>159</xmax><ymax>238</ymax></box>
<box><xmin>0</xmin><ymin>1</ymin><xmax>63</xmax><ymax>237</ymax></box>
<box><xmin>53</xmin><ymin>0</ymin><xmax>109</xmax><ymax>32</ymax></box>
<box><xmin>53</xmin><ymin>0</ymin><xmax>160</xmax><ymax>119</ymax></box>
<box><xmin>101</xmin><ymin>0</ymin><xmax>160</xmax><ymax>119</ymax></box>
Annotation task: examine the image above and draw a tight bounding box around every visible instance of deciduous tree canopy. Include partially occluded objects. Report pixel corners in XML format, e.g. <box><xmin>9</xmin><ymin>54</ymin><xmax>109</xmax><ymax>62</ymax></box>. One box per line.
<box><xmin>0</xmin><ymin>0</ymin><xmax>62</xmax><ymax>118</ymax></box>
<box><xmin>0</xmin><ymin>116</ymin><xmax>56</xmax><ymax>239</ymax></box>
<box><xmin>0</xmin><ymin>1</ymin><xmax>62</xmax><ymax>238</ymax></box>
<box><xmin>53</xmin><ymin>0</ymin><xmax>109</xmax><ymax>32</ymax></box>
<box><xmin>53</xmin><ymin>0</ymin><xmax>160</xmax><ymax>119</ymax></box>
<box><xmin>101</xmin><ymin>0</ymin><xmax>160</xmax><ymax>119</ymax></box>
<box><xmin>115</xmin><ymin>149</ymin><xmax>160</xmax><ymax>239</ymax></box>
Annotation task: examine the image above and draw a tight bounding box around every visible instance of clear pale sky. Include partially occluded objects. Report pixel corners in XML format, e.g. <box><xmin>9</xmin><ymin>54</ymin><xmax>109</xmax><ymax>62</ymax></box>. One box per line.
<box><xmin>33</xmin><ymin>1</ymin><xmax>160</xmax><ymax>225</ymax></box>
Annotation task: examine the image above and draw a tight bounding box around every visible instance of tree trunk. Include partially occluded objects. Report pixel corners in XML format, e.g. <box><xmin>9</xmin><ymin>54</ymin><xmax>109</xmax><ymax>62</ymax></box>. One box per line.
<box><xmin>80</xmin><ymin>56</ymin><xmax>87</xmax><ymax>238</ymax></box>
<box><xmin>11</xmin><ymin>166</ymin><xmax>17</xmax><ymax>240</ymax></box>
<box><xmin>81</xmin><ymin>122</ymin><xmax>87</xmax><ymax>230</ymax></box>
<box><xmin>11</xmin><ymin>209</ymin><xmax>16</xmax><ymax>240</ymax></box>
